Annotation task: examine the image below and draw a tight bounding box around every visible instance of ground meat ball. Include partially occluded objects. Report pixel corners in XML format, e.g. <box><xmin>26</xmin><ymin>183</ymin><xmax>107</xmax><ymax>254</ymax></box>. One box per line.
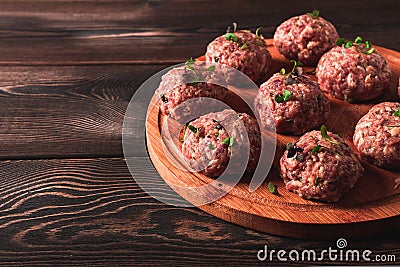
<box><xmin>274</xmin><ymin>13</ymin><xmax>338</xmax><ymax>66</ymax></box>
<box><xmin>254</xmin><ymin>71</ymin><xmax>329</xmax><ymax>135</ymax></box>
<box><xmin>181</xmin><ymin>110</ymin><xmax>261</xmax><ymax>177</ymax></box>
<box><xmin>353</xmin><ymin>102</ymin><xmax>400</xmax><ymax>169</ymax></box>
<box><xmin>155</xmin><ymin>66</ymin><xmax>228</xmax><ymax>120</ymax></box>
<box><xmin>206</xmin><ymin>30</ymin><xmax>272</xmax><ymax>83</ymax></box>
<box><xmin>280</xmin><ymin>130</ymin><xmax>364</xmax><ymax>202</ymax></box>
<box><xmin>316</xmin><ymin>44</ymin><xmax>391</xmax><ymax>102</ymax></box>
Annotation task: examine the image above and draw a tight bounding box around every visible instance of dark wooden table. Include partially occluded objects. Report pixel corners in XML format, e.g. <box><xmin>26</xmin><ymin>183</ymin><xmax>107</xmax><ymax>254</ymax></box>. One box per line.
<box><xmin>0</xmin><ymin>0</ymin><xmax>398</xmax><ymax>265</ymax></box>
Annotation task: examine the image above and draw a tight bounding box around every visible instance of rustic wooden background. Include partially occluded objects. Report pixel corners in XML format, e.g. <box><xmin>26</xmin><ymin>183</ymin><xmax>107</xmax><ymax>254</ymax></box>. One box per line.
<box><xmin>0</xmin><ymin>0</ymin><xmax>398</xmax><ymax>265</ymax></box>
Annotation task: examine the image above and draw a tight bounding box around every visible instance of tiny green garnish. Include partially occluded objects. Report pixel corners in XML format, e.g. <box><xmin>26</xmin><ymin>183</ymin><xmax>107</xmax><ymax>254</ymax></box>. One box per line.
<box><xmin>308</xmin><ymin>9</ymin><xmax>320</xmax><ymax>19</ymax></box>
<box><xmin>225</xmin><ymin>32</ymin><xmax>238</xmax><ymax>42</ymax></box>
<box><xmin>280</xmin><ymin>68</ymin><xmax>286</xmax><ymax>75</ymax></box>
<box><xmin>207</xmin><ymin>65</ymin><xmax>216</xmax><ymax>72</ymax></box>
<box><xmin>290</xmin><ymin>59</ymin><xmax>303</xmax><ymax>70</ymax></box>
<box><xmin>344</xmin><ymin>41</ymin><xmax>353</xmax><ymax>48</ymax></box>
<box><xmin>208</xmin><ymin>144</ymin><xmax>215</xmax><ymax>150</ymax></box>
<box><xmin>240</xmin><ymin>43</ymin><xmax>248</xmax><ymax>50</ymax></box>
<box><xmin>286</xmin><ymin>142</ymin><xmax>295</xmax><ymax>151</ymax></box>
<box><xmin>267</xmin><ymin>181</ymin><xmax>278</xmax><ymax>195</ymax></box>
<box><xmin>337</xmin><ymin>37</ymin><xmax>374</xmax><ymax>54</ymax></box>
<box><xmin>275</xmin><ymin>89</ymin><xmax>291</xmax><ymax>103</ymax></box>
<box><xmin>160</xmin><ymin>94</ymin><xmax>168</xmax><ymax>103</ymax></box>
<box><xmin>295</xmin><ymin>153</ymin><xmax>305</xmax><ymax>162</ymax></box>
<box><xmin>191</xmin><ymin>75</ymin><xmax>199</xmax><ymax>85</ymax></box>
<box><xmin>185</xmin><ymin>57</ymin><xmax>195</xmax><ymax>70</ymax></box>
<box><xmin>187</xmin><ymin>124</ymin><xmax>198</xmax><ymax>134</ymax></box>
<box><xmin>320</xmin><ymin>125</ymin><xmax>340</xmax><ymax>145</ymax></box>
<box><xmin>393</xmin><ymin>108</ymin><xmax>400</xmax><ymax>117</ymax></box>
<box><xmin>222</xmin><ymin>137</ymin><xmax>234</xmax><ymax>146</ymax></box>
<box><xmin>311</xmin><ymin>145</ymin><xmax>322</xmax><ymax>153</ymax></box>
<box><xmin>364</xmin><ymin>47</ymin><xmax>374</xmax><ymax>55</ymax></box>
<box><xmin>255</xmin><ymin>27</ymin><xmax>262</xmax><ymax>37</ymax></box>
<box><xmin>354</xmin><ymin>36</ymin><xmax>363</xmax><ymax>44</ymax></box>
<box><xmin>336</xmin><ymin>38</ymin><xmax>346</xmax><ymax>46</ymax></box>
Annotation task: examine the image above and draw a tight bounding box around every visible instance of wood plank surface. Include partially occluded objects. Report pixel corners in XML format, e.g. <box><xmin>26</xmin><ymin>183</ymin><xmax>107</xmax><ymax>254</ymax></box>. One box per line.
<box><xmin>0</xmin><ymin>0</ymin><xmax>397</xmax><ymax>65</ymax></box>
<box><xmin>0</xmin><ymin>157</ymin><xmax>397</xmax><ymax>265</ymax></box>
<box><xmin>0</xmin><ymin>65</ymin><xmax>167</xmax><ymax>159</ymax></box>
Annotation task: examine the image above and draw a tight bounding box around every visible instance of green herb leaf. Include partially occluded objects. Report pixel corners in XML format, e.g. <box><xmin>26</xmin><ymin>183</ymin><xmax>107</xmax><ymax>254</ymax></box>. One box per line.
<box><xmin>229</xmin><ymin>137</ymin><xmax>234</xmax><ymax>146</ymax></box>
<box><xmin>365</xmin><ymin>41</ymin><xmax>371</xmax><ymax>49</ymax></box>
<box><xmin>336</xmin><ymin>38</ymin><xmax>346</xmax><ymax>46</ymax></box>
<box><xmin>267</xmin><ymin>181</ymin><xmax>278</xmax><ymax>194</ymax></box>
<box><xmin>283</xmin><ymin>90</ymin><xmax>291</xmax><ymax>100</ymax></box>
<box><xmin>225</xmin><ymin>32</ymin><xmax>238</xmax><ymax>42</ymax></box>
<box><xmin>207</xmin><ymin>65</ymin><xmax>216</xmax><ymax>72</ymax></box>
<box><xmin>240</xmin><ymin>43</ymin><xmax>248</xmax><ymax>50</ymax></box>
<box><xmin>190</xmin><ymin>75</ymin><xmax>199</xmax><ymax>85</ymax></box>
<box><xmin>208</xmin><ymin>144</ymin><xmax>215</xmax><ymax>149</ymax></box>
<box><xmin>308</xmin><ymin>9</ymin><xmax>320</xmax><ymax>19</ymax></box>
<box><xmin>255</xmin><ymin>27</ymin><xmax>262</xmax><ymax>37</ymax></box>
<box><xmin>311</xmin><ymin>145</ymin><xmax>321</xmax><ymax>153</ymax></box>
<box><xmin>222</xmin><ymin>137</ymin><xmax>234</xmax><ymax>146</ymax></box>
<box><xmin>185</xmin><ymin>57</ymin><xmax>195</xmax><ymax>70</ymax></box>
<box><xmin>364</xmin><ymin>47</ymin><xmax>374</xmax><ymax>55</ymax></box>
<box><xmin>188</xmin><ymin>124</ymin><xmax>198</xmax><ymax>134</ymax></box>
<box><xmin>295</xmin><ymin>153</ymin><xmax>304</xmax><ymax>162</ymax></box>
<box><xmin>320</xmin><ymin>125</ymin><xmax>340</xmax><ymax>145</ymax></box>
<box><xmin>290</xmin><ymin>59</ymin><xmax>303</xmax><ymax>68</ymax></box>
<box><xmin>344</xmin><ymin>41</ymin><xmax>353</xmax><ymax>48</ymax></box>
<box><xmin>286</xmin><ymin>142</ymin><xmax>295</xmax><ymax>151</ymax></box>
<box><xmin>393</xmin><ymin>108</ymin><xmax>400</xmax><ymax>117</ymax></box>
<box><xmin>280</xmin><ymin>68</ymin><xmax>286</xmax><ymax>75</ymax></box>
<box><xmin>354</xmin><ymin>36</ymin><xmax>363</xmax><ymax>44</ymax></box>
<box><xmin>160</xmin><ymin>94</ymin><xmax>168</xmax><ymax>103</ymax></box>
<box><xmin>275</xmin><ymin>89</ymin><xmax>291</xmax><ymax>103</ymax></box>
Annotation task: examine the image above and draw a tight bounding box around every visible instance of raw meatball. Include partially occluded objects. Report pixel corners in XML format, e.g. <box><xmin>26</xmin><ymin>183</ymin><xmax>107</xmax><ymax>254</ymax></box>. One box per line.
<box><xmin>155</xmin><ymin>65</ymin><xmax>228</xmax><ymax>119</ymax></box>
<box><xmin>181</xmin><ymin>110</ymin><xmax>261</xmax><ymax>177</ymax></box>
<box><xmin>206</xmin><ymin>30</ymin><xmax>272</xmax><ymax>83</ymax></box>
<box><xmin>353</xmin><ymin>102</ymin><xmax>400</xmax><ymax>169</ymax></box>
<box><xmin>280</xmin><ymin>129</ymin><xmax>364</xmax><ymax>202</ymax></box>
<box><xmin>316</xmin><ymin>44</ymin><xmax>391</xmax><ymax>102</ymax></box>
<box><xmin>254</xmin><ymin>70</ymin><xmax>329</xmax><ymax>135</ymax></box>
<box><xmin>274</xmin><ymin>11</ymin><xmax>339</xmax><ymax>66</ymax></box>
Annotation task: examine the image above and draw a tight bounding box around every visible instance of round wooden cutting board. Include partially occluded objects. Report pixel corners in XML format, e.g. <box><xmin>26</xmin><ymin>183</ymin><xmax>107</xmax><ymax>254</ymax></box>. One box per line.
<box><xmin>146</xmin><ymin>39</ymin><xmax>400</xmax><ymax>239</ymax></box>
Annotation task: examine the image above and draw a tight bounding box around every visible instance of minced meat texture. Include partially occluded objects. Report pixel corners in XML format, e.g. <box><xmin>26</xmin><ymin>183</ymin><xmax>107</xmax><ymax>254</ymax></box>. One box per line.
<box><xmin>353</xmin><ymin>102</ymin><xmax>400</xmax><ymax>169</ymax></box>
<box><xmin>274</xmin><ymin>13</ymin><xmax>339</xmax><ymax>66</ymax></box>
<box><xmin>255</xmin><ymin>72</ymin><xmax>329</xmax><ymax>135</ymax></box>
<box><xmin>316</xmin><ymin>44</ymin><xmax>391</xmax><ymax>102</ymax></box>
<box><xmin>280</xmin><ymin>130</ymin><xmax>364</xmax><ymax>202</ymax></box>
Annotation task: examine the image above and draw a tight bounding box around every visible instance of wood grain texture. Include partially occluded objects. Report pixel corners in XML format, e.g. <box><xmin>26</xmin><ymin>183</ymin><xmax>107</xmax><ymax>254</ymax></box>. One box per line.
<box><xmin>0</xmin><ymin>0</ymin><xmax>397</xmax><ymax>65</ymax></box>
<box><xmin>0</xmin><ymin>157</ymin><xmax>397</xmax><ymax>265</ymax></box>
<box><xmin>146</xmin><ymin>40</ymin><xmax>400</xmax><ymax>239</ymax></box>
<box><xmin>0</xmin><ymin>65</ymin><xmax>168</xmax><ymax>159</ymax></box>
